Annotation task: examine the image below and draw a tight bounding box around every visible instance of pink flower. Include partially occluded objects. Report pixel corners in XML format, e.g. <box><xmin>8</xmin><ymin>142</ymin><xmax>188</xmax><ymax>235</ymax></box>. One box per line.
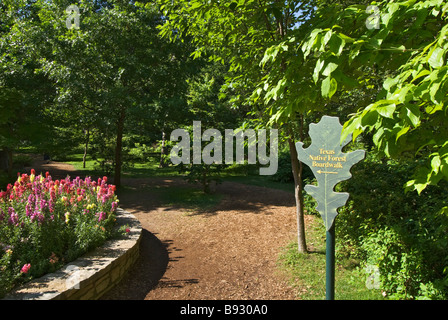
<box><xmin>98</xmin><ymin>211</ymin><xmax>106</xmax><ymax>222</ymax></box>
<box><xmin>21</xmin><ymin>263</ymin><xmax>31</xmax><ymax>274</ymax></box>
<box><xmin>125</xmin><ymin>228</ymin><xmax>130</xmax><ymax>233</ymax></box>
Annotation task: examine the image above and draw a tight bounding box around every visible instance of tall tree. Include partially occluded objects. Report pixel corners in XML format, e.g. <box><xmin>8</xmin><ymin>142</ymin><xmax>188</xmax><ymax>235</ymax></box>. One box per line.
<box><xmin>6</xmin><ymin>0</ymin><xmax>194</xmax><ymax>187</ymax></box>
<box><xmin>158</xmin><ymin>0</ymin><xmax>337</xmax><ymax>252</ymax></box>
<box><xmin>291</xmin><ymin>0</ymin><xmax>448</xmax><ymax>196</ymax></box>
<box><xmin>0</xmin><ymin>0</ymin><xmax>56</xmax><ymax>173</ymax></box>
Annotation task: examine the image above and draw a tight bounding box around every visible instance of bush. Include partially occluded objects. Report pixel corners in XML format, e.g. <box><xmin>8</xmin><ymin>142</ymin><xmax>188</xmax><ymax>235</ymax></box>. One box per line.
<box><xmin>335</xmin><ymin>156</ymin><xmax>448</xmax><ymax>299</ymax></box>
<box><xmin>0</xmin><ymin>170</ymin><xmax>126</xmax><ymax>298</ymax></box>
<box><xmin>360</xmin><ymin>227</ymin><xmax>446</xmax><ymax>299</ymax></box>
<box><xmin>270</xmin><ymin>149</ymin><xmax>313</xmax><ymax>183</ymax></box>
<box><xmin>178</xmin><ymin>163</ymin><xmax>226</xmax><ymax>194</ymax></box>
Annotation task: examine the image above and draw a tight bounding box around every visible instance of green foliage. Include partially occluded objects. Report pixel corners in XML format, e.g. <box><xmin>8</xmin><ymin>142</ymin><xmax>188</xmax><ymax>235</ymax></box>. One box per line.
<box><xmin>360</xmin><ymin>227</ymin><xmax>446</xmax><ymax>300</ymax></box>
<box><xmin>306</xmin><ymin>0</ymin><xmax>448</xmax><ymax>194</ymax></box>
<box><xmin>178</xmin><ymin>163</ymin><xmax>225</xmax><ymax>194</ymax></box>
<box><xmin>270</xmin><ymin>149</ymin><xmax>295</xmax><ymax>183</ymax></box>
<box><xmin>278</xmin><ymin>218</ymin><xmax>384</xmax><ymax>300</ymax></box>
<box><xmin>127</xmin><ymin>142</ymin><xmax>155</xmax><ymax>163</ymax></box>
<box><xmin>336</xmin><ymin>155</ymin><xmax>448</xmax><ymax>299</ymax></box>
<box><xmin>1</xmin><ymin>0</ymin><xmax>196</xmax><ymax>186</ymax></box>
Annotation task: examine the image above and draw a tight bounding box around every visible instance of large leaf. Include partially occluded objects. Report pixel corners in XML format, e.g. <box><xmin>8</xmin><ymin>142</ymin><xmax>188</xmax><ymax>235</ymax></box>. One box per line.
<box><xmin>321</xmin><ymin>75</ymin><xmax>337</xmax><ymax>98</ymax></box>
<box><xmin>428</xmin><ymin>46</ymin><xmax>445</xmax><ymax>69</ymax></box>
<box><xmin>296</xmin><ymin>116</ymin><xmax>365</xmax><ymax>230</ymax></box>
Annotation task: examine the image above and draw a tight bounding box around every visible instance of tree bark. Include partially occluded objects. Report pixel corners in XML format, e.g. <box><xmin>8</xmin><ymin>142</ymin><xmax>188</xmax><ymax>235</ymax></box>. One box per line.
<box><xmin>288</xmin><ymin>124</ymin><xmax>308</xmax><ymax>253</ymax></box>
<box><xmin>83</xmin><ymin>128</ymin><xmax>90</xmax><ymax>169</ymax></box>
<box><xmin>0</xmin><ymin>148</ymin><xmax>12</xmax><ymax>176</ymax></box>
<box><xmin>114</xmin><ymin>107</ymin><xmax>126</xmax><ymax>188</ymax></box>
<box><xmin>6</xmin><ymin>148</ymin><xmax>12</xmax><ymax>177</ymax></box>
<box><xmin>159</xmin><ymin>130</ymin><xmax>166</xmax><ymax>168</ymax></box>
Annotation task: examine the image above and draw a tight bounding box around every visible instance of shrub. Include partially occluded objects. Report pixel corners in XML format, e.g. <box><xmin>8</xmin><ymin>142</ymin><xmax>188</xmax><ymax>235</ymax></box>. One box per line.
<box><xmin>270</xmin><ymin>149</ymin><xmax>313</xmax><ymax>183</ymax></box>
<box><xmin>178</xmin><ymin>163</ymin><xmax>226</xmax><ymax>194</ymax></box>
<box><xmin>0</xmin><ymin>170</ymin><xmax>124</xmax><ymax>298</ymax></box>
<box><xmin>335</xmin><ymin>157</ymin><xmax>448</xmax><ymax>299</ymax></box>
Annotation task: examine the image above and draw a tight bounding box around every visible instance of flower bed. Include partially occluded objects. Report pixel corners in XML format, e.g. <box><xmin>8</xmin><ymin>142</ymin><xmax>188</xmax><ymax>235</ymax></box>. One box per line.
<box><xmin>0</xmin><ymin>170</ymin><xmax>127</xmax><ymax>298</ymax></box>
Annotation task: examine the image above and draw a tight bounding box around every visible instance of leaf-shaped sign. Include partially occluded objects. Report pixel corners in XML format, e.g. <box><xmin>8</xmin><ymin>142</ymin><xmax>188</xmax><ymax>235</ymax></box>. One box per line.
<box><xmin>296</xmin><ymin>116</ymin><xmax>365</xmax><ymax>231</ymax></box>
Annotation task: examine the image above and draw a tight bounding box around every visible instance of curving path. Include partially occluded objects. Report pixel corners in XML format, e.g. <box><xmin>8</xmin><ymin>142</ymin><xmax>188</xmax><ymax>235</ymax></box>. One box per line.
<box><xmin>27</xmin><ymin>158</ymin><xmax>309</xmax><ymax>300</ymax></box>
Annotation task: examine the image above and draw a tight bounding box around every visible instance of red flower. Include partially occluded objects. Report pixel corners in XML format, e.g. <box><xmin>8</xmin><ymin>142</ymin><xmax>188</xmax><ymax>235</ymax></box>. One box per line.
<box><xmin>21</xmin><ymin>263</ymin><xmax>31</xmax><ymax>274</ymax></box>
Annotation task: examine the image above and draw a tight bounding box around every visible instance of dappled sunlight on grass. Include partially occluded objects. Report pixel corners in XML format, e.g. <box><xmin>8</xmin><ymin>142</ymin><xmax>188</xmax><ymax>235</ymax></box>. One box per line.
<box><xmin>277</xmin><ymin>216</ymin><xmax>384</xmax><ymax>300</ymax></box>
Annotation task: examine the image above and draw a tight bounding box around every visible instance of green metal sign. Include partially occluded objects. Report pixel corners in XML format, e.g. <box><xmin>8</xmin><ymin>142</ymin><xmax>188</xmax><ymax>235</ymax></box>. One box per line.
<box><xmin>296</xmin><ymin>115</ymin><xmax>365</xmax><ymax>299</ymax></box>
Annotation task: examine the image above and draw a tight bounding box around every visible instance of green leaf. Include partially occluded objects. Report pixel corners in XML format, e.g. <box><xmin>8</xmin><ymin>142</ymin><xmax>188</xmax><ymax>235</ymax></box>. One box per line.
<box><xmin>428</xmin><ymin>46</ymin><xmax>445</xmax><ymax>68</ymax></box>
<box><xmin>431</xmin><ymin>154</ymin><xmax>441</xmax><ymax>174</ymax></box>
<box><xmin>342</xmin><ymin>116</ymin><xmax>362</xmax><ymax>142</ymax></box>
<box><xmin>322</xmin><ymin>62</ymin><xmax>338</xmax><ymax>77</ymax></box>
<box><xmin>383</xmin><ymin>77</ymin><xmax>399</xmax><ymax>91</ymax></box>
<box><xmin>429</xmin><ymin>81</ymin><xmax>442</xmax><ymax>103</ymax></box>
<box><xmin>313</xmin><ymin>58</ymin><xmax>324</xmax><ymax>83</ymax></box>
<box><xmin>321</xmin><ymin>76</ymin><xmax>337</xmax><ymax>98</ymax></box>
<box><xmin>329</xmin><ymin>34</ymin><xmax>345</xmax><ymax>56</ymax></box>
<box><xmin>372</xmin><ymin>127</ymin><xmax>385</xmax><ymax>147</ymax></box>
<box><xmin>396</xmin><ymin>126</ymin><xmax>410</xmax><ymax>142</ymax></box>
<box><xmin>360</xmin><ymin>109</ymin><xmax>378</xmax><ymax>127</ymax></box>
<box><xmin>405</xmin><ymin>104</ymin><xmax>421</xmax><ymax>127</ymax></box>
<box><xmin>376</xmin><ymin>102</ymin><xmax>396</xmax><ymax>118</ymax></box>
<box><xmin>412</xmin><ymin>69</ymin><xmax>431</xmax><ymax>83</ymax></box>
<box><xmin>425</xmin><ymin>104</ymin><xmax>443</xmax><ymax>114</ymax></box>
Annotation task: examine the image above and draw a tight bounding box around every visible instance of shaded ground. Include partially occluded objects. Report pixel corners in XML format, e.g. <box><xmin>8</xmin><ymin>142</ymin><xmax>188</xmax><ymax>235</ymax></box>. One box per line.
<box><xmin>28</xmin><ymin>159</ymin><xmax>311</xmax><ymax>300</ymax></box>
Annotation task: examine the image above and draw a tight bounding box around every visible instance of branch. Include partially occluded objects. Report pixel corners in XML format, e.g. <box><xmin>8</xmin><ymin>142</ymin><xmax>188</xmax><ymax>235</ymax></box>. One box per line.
<box><xmin>258</xmin><ymin>0</ymin><xmax>277</xmax><ymax>42</ymax></box>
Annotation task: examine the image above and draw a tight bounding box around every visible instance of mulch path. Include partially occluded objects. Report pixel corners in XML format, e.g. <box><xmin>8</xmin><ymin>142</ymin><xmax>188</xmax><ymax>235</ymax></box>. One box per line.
<box><xmin>27</xmin><ymin>158</ymin><xmax>313</xmax><ymax>300</ymax></box>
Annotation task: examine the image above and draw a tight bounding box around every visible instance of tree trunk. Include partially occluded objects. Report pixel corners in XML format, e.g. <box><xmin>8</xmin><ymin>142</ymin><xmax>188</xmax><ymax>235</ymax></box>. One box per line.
<box><xmin>83</xmin><ymin>128</ymin><xmax>90</xmax><ymax>169</ymax></box>
<box><xmin>6</xmin><ymin>148</ymin><xmax>12</xmax><ymax>177</ymax></box>
<box><xmin>114</xmin><ymin>108</ymin><xmax>126</xmax><ymax>188</ymax></box>
<box><xmin>159</xmin><ymin>130</ymin><xmax>166</xmax><ymax>168</ymax></box>
<box><xmin>0</xmin><ymin>148</ymin><xmax>12</xmax><ymax>176</ymax></box>
<box><xmin>288</xmin><ymin>126</ymin><xmax>308</xmax><ymax>253</ymax></box>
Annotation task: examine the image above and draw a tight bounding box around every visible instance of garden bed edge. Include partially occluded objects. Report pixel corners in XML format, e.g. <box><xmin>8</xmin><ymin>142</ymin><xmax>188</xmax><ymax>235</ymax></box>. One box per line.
<box><xmin>2</xmin><ymin>208</ymin><xmax>142</xmax><ymax>300</ymax></box>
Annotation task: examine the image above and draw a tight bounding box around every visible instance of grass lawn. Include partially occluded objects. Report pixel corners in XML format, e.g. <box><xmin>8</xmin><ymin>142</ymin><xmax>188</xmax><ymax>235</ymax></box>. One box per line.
<box><xmin>278</xmin><ymin>216</ymin><xmax>384</xmax><ymax>300</ymax></box>
<box><xmin>66</xmin><ymin>154</ymin><xmax>181</xmax><ymax>178</ymax></box>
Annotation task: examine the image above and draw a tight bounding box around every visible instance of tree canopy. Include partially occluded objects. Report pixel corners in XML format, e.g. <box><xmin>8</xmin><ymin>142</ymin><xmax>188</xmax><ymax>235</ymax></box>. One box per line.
<box><xmin>1</xmin><ymin>0</ymin><xmax>448</xmax><ymax>299</ymax></box>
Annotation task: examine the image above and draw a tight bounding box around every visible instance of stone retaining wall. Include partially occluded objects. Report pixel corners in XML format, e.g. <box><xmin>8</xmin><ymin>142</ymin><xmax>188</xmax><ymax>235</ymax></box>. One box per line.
<box><xmin>3</xmin><ymin>208</ymin><xmax>142</xmax><ymax>300</ymax></box>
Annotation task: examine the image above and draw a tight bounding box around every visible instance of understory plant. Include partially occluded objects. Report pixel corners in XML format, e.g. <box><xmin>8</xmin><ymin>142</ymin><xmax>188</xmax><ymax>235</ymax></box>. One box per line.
<box><xmin>336</xmin><ymin>156</ymin><xmax>448</xmax><ymax>299</ymax></box>
<box><xmin>0</xmin><ymin>170</ymin><xmax>125</xmax><ymax>298</ymax></box>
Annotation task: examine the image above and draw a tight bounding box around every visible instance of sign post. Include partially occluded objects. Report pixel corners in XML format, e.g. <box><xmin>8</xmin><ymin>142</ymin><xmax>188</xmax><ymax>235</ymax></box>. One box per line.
<box><xmin>296</xmin><ymin>116</ymin><xmax>365</xmax><ymax>300</ymax></box>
